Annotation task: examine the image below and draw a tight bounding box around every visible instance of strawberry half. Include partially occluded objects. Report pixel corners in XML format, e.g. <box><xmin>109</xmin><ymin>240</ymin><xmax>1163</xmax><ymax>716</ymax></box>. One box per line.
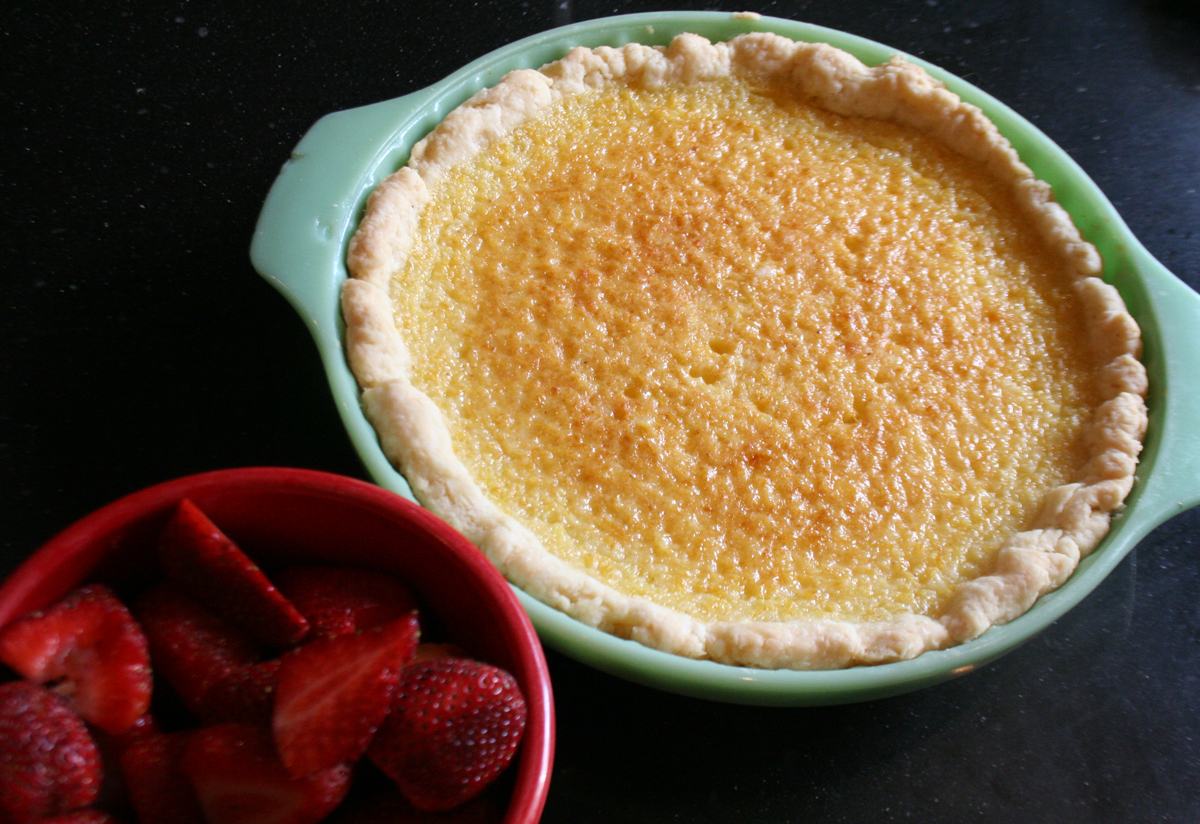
<box><xmin>366</xmin><ymin>658</ymin><xmax>527</xmax><ymax>812</ymax></box>
<box><xmin>181</xmin><ymin>722</ymin><xmax>352</xmax><ymax>824</ymax></box>
<box><xmin>0</xmin><ymin>680</ymin><xmax>102</xmax><ymax>824</ymax></box>
<box><xmin>159</xmin><ymin>499</ymin><xmax>309</xmax><ymax>648</ymax></box>
<box><xmin>135</xmin><ymin>584</ymin><xmax>260</xmax><ymax>720</ymax></box>
<box><xmin>273</xmin><ymin>613</ymin><xmax>420</xmax><ymax>778</ymax></box>
<box><xmin>275</xmin><ymin>566</ymin><xmax>419</xmax><ymax>641</ymax></box>
<box><xmin>118</xmin><ymin>731</ymin><xmax>205</xmax><ymax>824</ymax></box>
<box><xmin>201</xmin><ymin>658</ymin><xmax>280</xmax><ymax>727</ymax></box>
<box><xmin>89</xmin><ymin>710</ymin><xmax>162</xmax><ymax>814</ymax></box>
<box><xmin>0</xmin><ymin>583</ymin><xmax>151</xmax><ymax>734</ymax></box>
<box><xmin>95</xmin><ymin>710</ymin><xmax>162</xmax><ymax>757</ymax></box>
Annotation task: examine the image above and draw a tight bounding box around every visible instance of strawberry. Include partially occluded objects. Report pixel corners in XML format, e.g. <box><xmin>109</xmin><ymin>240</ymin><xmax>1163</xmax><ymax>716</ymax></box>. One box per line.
<box><xmin>200</xmin><ymin>658</ymin><xmax>280</xmax><ymax>727</ymax></box>
<box><xmin>118</xmin><ymin>731</ymin><xmax>205</xmax><ymax>824</ymax></box>
<box><xmin>0</xmin><ymin>583</ymin><xmax>151</xmax><ymax>734</ymax></box>
<box><xmin>159</xmin><ymin>499</ymin><xmax>309</xmax><ymax>648</ymax></box>
<box><xmin>180</xmin><ymin>722</ymin><xmax>352</xmax><ymax>824</ymax></box>
<box><xmin>0</xmin><ymin>680</ymin><xmax>102</xmax><ymax>824</ymax></box>
<box><xmin>95</xmin><ymin>711</ymin><xmax>162</xmax><ymax>757</ymax></box>
<box><xmin>134</xmin><ymin>584</ymin><xmax>260</xmax><ymax>719</ymax></box>
<box><xmin>366</xmin><ymin>658</ymin><xmax>527</xmax><ymax>812</ymax></box>
<box><xmin>275</xmin><ymin>566</ymin><xmax>419</xmax><ymax>641</ymax></box>
<box><xmin>273</xmin><ymin>613</ymin><xmax>420</xmax><ymax>778</ymax></box>
<box><xmin>90</xmin><ymin>711</ymin><xmax>162</xmax><ymax>815</ymax></box>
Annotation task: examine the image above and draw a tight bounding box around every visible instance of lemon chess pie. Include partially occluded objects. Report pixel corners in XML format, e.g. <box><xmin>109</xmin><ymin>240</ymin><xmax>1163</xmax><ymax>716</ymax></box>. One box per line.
<box><xmin>342</xmin><ymin>32</ymin><xmax>1147</xmax><ymax>669</ymax></box>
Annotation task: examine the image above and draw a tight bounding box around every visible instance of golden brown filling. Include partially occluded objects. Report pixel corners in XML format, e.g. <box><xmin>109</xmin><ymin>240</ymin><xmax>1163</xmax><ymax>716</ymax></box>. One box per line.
<box><xmin>392</xmin><ymin>78</ymin><xmax>1103</xmax><ymax>624</ymax></box>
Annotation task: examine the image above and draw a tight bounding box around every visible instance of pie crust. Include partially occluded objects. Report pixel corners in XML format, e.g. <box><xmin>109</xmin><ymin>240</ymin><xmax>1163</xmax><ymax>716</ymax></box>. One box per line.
<box><xmin>342</xmin><ymin>32</ymin><xmax>1148</xmax><ymax>669</ymax></box>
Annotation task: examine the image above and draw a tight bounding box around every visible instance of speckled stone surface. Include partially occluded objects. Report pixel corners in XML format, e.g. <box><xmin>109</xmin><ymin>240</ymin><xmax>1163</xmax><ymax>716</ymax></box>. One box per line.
<box><xmin>2</xmin><ymin>2</ymin><xmax>1197</xmax><ymax>821</ymax></box>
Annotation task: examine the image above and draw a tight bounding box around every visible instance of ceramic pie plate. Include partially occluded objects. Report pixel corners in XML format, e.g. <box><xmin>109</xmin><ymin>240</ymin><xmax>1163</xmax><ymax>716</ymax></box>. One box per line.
<box><xmin>250</xmin><ymin>11</ymin><xmax>1200</xmax><ymax>706</ymax></box>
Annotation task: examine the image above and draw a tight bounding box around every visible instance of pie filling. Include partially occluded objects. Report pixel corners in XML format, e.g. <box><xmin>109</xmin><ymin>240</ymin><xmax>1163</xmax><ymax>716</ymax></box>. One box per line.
<box><xmin>345</xmin><ymin>33</ymin><xmax>1147</xmax><ymax>668</ymax></box>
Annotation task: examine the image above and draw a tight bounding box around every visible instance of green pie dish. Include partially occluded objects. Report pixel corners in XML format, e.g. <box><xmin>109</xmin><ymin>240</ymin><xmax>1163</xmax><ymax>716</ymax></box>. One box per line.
<box><xmin>251</xmin><ymin>11</ymin><xmax>1200</xmax><ymax>706</ymax></box>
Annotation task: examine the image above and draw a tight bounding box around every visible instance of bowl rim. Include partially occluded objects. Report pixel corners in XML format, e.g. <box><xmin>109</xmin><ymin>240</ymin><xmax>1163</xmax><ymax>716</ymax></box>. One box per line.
<box><xmin>250</xmin><ymin>10</ymin><xmax>1200</xmax><ymax>706</ymax></box>
<box><xmin>0</xmin><ymin>466</ymin><xmax>555</xmax><ymax>824</ymax></box>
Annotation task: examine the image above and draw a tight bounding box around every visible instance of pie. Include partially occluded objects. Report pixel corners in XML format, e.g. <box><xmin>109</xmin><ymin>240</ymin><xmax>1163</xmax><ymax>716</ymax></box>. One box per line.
<box><xmin>341</xmin><ymin>32</ymin><xmax>1148</xmax><ymax>669</ymax></box>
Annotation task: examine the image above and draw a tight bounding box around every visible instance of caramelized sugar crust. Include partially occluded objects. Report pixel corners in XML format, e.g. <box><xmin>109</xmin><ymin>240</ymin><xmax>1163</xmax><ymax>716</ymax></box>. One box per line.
<box><xmin>394</xmin><ymin>79</ymin><xmax>1101</xmax><ymax>624</ymax></box>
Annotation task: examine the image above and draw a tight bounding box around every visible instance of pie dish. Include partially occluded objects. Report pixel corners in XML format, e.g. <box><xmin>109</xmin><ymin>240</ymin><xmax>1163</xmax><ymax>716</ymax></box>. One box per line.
<box><xmin>340</xmin><ymin>30</ymin><xmax>1147</xmax><ymax>670</ymax></box>
<box><xmin>251</xmin><ymin>11</ymin><xmax>1200</xmax><ymax>703</ymax></box>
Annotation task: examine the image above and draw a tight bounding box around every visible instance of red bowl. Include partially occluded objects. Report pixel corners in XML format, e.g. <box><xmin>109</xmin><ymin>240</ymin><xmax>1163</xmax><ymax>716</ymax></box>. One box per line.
<box><xmin>0</xmin><ymin>467</ymin><xmax>554</xmax><ymax>824</ymax></box>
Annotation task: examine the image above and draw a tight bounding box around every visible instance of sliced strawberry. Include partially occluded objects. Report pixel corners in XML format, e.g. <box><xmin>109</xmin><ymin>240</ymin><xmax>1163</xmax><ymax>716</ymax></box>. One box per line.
<box><xmin>90</xmin><ymin>710</ymin><xmax>162</xmax><ymax>814</ymax></box>
<box><xmin>199</xmin><ymin>658</ymin><xmax>280</xmax><ymax>727</ymax></box>
<box><xmin>159</xmin><ymin>499</ymin><xmax>309</xmax><ymax>648</ymax></box>
<box><xmin>367</xmin><ymin>658</ymin><xmax>527</xmax><ymax>812</ymax></box>
<box><xmin>181</xmin><ymin>722</ymin><xmax>352</xmax><ymax>824</ymax></box>
<box><xmin>118</xmin><ymin>731</ymin><xmax>205</xmax><ymax>824</ymax></box>
<box><xmin>0</xmin><ymin>680</ymin><xmax>102</xmax><ymax>824</ymax></box>
<box><xmin>103</xmin><ymin>710</ymin><xmax>163</xmax><ymax>753</ymax></box>
<box><xmin>92</xmin><ymin>710</ymin><xmax>164</xmax><ymax>774</ymax></box>
<box><xmin>273</xmin><ymin>613</ymin><xmax>420</xmax><ymax>778</ymax></box>
<box><xmin>275</xmin><ymin>566</ymin><xmax>419</xmax><ymax>641</ymax></box>
<box><xmin>134</xmin><ymin>584</ymin><xmax>260</xmax><ymax>719</ymax></box>
<box><xmin>0</xmin><ymin>583</ymin><xmax>151</xmax><ymax>734</ymax></box>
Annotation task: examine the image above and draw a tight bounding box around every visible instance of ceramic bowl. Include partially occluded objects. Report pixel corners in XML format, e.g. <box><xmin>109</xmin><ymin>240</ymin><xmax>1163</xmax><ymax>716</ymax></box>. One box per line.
<box><xmin>250</xmin><ymin>11</ymin><xmax>1200</xmax><ymax>705</ymax></box>
<box><xmin>0</xmin><ymin>467</ymin><xmax>554</xmax><ymax>824</ymax></box>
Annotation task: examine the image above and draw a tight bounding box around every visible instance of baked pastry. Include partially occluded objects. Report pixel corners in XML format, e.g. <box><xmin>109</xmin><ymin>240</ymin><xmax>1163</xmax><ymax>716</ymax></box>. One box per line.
<box><xmin>342</xmin><ymin>32</ymin><xmax>1148</xmax><ymax>669</ymax></box>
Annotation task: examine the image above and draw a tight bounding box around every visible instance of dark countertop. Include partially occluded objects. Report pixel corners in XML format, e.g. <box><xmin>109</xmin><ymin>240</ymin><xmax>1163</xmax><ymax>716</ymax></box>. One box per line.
<box><xmin>3</xmin><ymin>1</ymin><xmax>1198</xmax><ymax>822</ymax></box>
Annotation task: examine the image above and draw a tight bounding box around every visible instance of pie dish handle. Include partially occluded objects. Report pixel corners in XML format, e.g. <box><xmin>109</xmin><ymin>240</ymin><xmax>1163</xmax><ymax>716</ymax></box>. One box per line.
<box><xmin>1129</xmin><ymin>250</ymin><xmax>1200</xmax><ymax>530</ymax></box>
<box><xmin>250</xmin><ymin>89</ymin><xmax>441</xmax><ymax>321</ymax></box>
<box><xmin>250</xmin><ymin>91</ymin><xmax>440</xmax><ymax>500</ymax></box>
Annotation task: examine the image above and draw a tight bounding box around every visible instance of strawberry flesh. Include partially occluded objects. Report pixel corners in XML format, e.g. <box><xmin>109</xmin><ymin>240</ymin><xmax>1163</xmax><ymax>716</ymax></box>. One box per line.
<box><xmin>200</xmin><ymin>657</ymin><xmax>280</xmax><ymax>727</ymax></box>
<box><xmin>367</xmin><ymin>658</ymin><xmax>527</xmax><ymax>812</ymax></box>
<box><xmin>119</xmin><ymin>730</ymin><xmax>206</xmax><ymax>824</ymax></box>
<box><xmin>181</xmin><ymin>722</ymin><xmax>352</xmax><ymax>824</ymax></box>
<box><xmin>0</xmin><ymin>680</ymin><xmax>102</xmax><ymax>824</ymax></box>
<box><xmin>273</xmin><ymin>613</ymin><xmax>420</xmax><ymax>778</ymax></box>
<box><xmin>159</xmin><ymin>499</ymin><xmax>309</xmax><ymax>648</ymax></box>
<box><xmin>0</xmin><ymin>583</ymin><xmax>151</xmax><ymax>735</ymax></box>
<box><xmin>276</xmin><ymin>566</ymin><xmax>419</xmax><ymax>641</ymax></box>
<box><xmin>135</xmin><ymin>583</ymin><xmax>261</xmax><ymax>720</ymax></box>
<box><xmin>95</xmin><ymin>710</ymin><xmax>162</xmax><ymax>757</ymax></box>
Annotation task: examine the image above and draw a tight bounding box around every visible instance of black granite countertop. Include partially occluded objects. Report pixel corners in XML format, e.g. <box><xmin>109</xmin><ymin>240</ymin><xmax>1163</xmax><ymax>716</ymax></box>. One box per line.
<box><xmin>3</xmin><ymin>1</ymin><xmax>1198</xmax><ymax>822</ymax></box>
